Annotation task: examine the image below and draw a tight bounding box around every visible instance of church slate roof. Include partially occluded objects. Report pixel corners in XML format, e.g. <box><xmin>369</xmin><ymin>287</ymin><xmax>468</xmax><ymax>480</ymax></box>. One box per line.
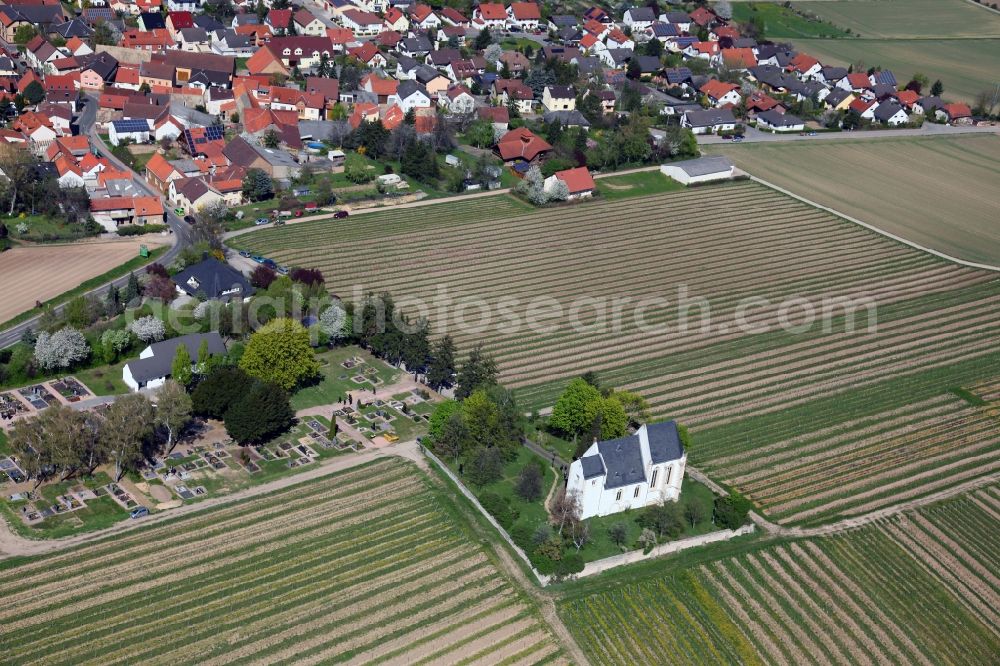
<box><xmin>597</xmin><ymin>436</ymin><xmax>646</xmax><ymax>490</ymax></box>
<box><xmin>646</xmin><ymin>420</ymin><xmax>685</xmax><ymax>464</ymax></box>
<box><xmin>580</xmin><ymin>455</ymin><xmax>605</xmax><ymax>479</ymax></box>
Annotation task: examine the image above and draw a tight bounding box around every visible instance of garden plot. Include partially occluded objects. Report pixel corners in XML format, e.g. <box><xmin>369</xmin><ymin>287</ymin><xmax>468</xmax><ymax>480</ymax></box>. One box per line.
<box><xmin>0</xmin><ymin>458</ymin><xmax>567</xmax><ymax>665</ymax></box>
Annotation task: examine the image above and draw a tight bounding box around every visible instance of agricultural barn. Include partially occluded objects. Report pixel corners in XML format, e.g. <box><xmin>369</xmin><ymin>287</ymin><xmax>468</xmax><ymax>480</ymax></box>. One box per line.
<box><xmin>123</xmin><ymin>332</ymin><xmax>226</xmax><ymax>391</ymax></box>
<box><xmin>567</xmin><ymin>421</ymin><xmax>686</xmax><ymax>519</ymax></box>
<box><xmin>660</xmin><ymin>156</ymin><xmax>734</xmax><ymax>185</ymax></box>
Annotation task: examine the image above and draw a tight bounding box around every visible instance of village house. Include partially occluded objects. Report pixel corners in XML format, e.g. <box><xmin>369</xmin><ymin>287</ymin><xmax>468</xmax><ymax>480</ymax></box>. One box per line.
<box><xmin>123</xmin><ymin>332</ymin><xmax>228</xmax><ymax>392</ymax></box>
<box><xmin>566</xmin><ymin>421</ymin><xmax>686</xmax><ymax>519</ymax></box>
<box><xmin>544</xmin><ymin>166</ymin><xmax>595</xmax><ymax>200</ymax></box>
<box><xmin>541</xmin><ymin>85</ymin><xmax>575</xmax><ymax>112</ymax></box>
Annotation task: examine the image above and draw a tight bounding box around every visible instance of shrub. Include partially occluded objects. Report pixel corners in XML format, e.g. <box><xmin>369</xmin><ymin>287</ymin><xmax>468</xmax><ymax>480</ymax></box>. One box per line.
<box><xmin>556</xmin><ymin>551</ymin><xmax>584</xmax><ymax>576</ymax></box>
<box><xmin>510</xmin><ymin>521</ymin><xmax>535</xmax><ymax>550</ymax></box>
<box><xmin>714</xmin><ymin>492</ymin><xmax>753</xmax><ymax>529</ymax></box>
<box><xmin>479</xmin><ymin>490</ymin><xmax>518</xmax><ymax>529</ymax></box>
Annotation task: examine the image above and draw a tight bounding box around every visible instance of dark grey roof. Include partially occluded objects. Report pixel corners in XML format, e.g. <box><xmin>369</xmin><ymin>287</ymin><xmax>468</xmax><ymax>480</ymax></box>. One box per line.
<box><xmin>625</xmin><ymin>6</ymin><xmax>655</xmax><ymax>21</ymax></box>
<box><xmin>140</xmin><ymin>11</ymin><xmax>166</xmax><ymax>29</ymax></box>
<box><xmin>542</xmin><ymin>110</ymin><xmax>590</xmax><ymax>127</ymax></box>
<box><xmin>874</xmin><ymin>102</ymin><xmax>905</xmax><ymax>121</ymax></box>
<box><xmin>662</xmin><ymin>11</ymin><xmax>689</xmax><ymax>23</ymax></box>
<box><xmin>179</xmin><ymin>27</ymin><xmax>209</xmax><ymax>42</ymax></box>
<box><xmin>662</xmin><ymin>67</ymin><xmax>692</xmax><ymax>84</ymax></box>
<box><xmin>669</xmin><ymin>155</ymin><xmax>733</xmax><ymax>177</ymax></box>
<box><xmin>575</xmin><ymin>56</ymin><xmax>602</xmax><ymax>75</ymax></box>
<box><xmin>825</xmin><ymin>88</ymin><xmax>852</xmax><ymax>106</ymax></box>
<box><xmin>871</xmin><ymin>69</ymin><xmax>896</xmax><ymax>86</ymax></box>
<box><xmin>580</xmin><ymin>455</ymin><xmax>605</xmax><ymax>479</ymax></box>
<box><xmin>597</xmin><ymin>436</ymin><xmax>646</xmax><ymax>490</ymax></box>
<box><xmin>646</xmin><ymin>421</ymin><xmax>684</xmax><ymax>464</ymax></box>
<box><xmin>604</xmin><ymin>48</ymin><xmax>632</xmax><ymax>66</ymax></box>
<box><xmin>546</xmin><ymin>84</ymin><xmax>574</xmax><ymax>99</ymax></box>
<box><xmin>396</xmin><ymin>55</ymin><xmax>419</xmax><ymax>71</ymax></box>
<box><xmin>396</xmin><ymin>79</ymin><xmax>428</xmax><ymax>99</ymax></box>
<box><xmin>635</xmin><ymin>55</ymin><xmax>660</xmax><ymax>74</ymax></box>
<box><xmin>53</xmin><ymin>19</ymin><xmax>94</xmax><ymax>38</ymax></box>
<box><xmin>414</xmin><ymin>64</ymin><xmax>443</xmax><ymax>84</ymax></box>
<box><xmin>172</xmin><ymin>258</ymin><xmax>254</xmax><ymax>299</ymax></box>
<box><xmin>427</xmin><ymin>47</ymin><xmax>461</xmax><ymax>66</ymax></box>
<box><xmin>127</xmin><ymin>332</ymin><xmax>226</xmax><ymax>383</ymax></box>
<box><xmin>919</xmin><ymin>95</ymin><xmax>945</xmax><ymax>112</ymax></box>
<box><xmin>821</xmin><ymin>66</ymin><xmax>848</xmax><ymax>81</ymax></box>
<box><xmin>401</xmin><ymin>36</ymin><xmax>432</xmax><ymax>53</ymax></box>
<box><xmin>683</xmin><ymin>108</ymin><xmax>736</xmax><ymax>127</ymax></box>
<box><xmin>194</xmin><ymin>14</ymin><xmax>224</xmax><ymax>31</ymax></box>
<box><xmin>758</xmin><ymin>109</ymin><xmax>803</xmax><ymax>127</ymax></box>
<box><xmin>650</xmin><ymin>22</ymin><xmax>678</xmax><ymax>37</ymax></box>
<box><xmin>548</xmin><ymin>14</ymin><xmax>577</xmax><ymax>27</ymax></box>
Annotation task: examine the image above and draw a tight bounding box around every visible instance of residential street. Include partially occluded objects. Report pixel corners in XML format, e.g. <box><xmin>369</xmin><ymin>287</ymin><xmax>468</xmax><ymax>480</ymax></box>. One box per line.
<box><xmin>0</xmin><ymin>93</ymin><xmax>192</xmax><ymax>349</ymax></box>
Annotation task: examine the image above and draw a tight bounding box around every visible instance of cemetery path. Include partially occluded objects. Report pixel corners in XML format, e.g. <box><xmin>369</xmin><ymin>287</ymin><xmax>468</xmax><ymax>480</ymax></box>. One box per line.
<box><xmin>0</xmin><ymin>440</ymin><xmax>425</xmax><ymax>559</ymax></box>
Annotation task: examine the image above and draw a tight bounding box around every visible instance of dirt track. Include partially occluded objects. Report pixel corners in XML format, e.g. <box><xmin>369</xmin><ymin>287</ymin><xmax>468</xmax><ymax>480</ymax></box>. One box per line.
<box><xmin>0</xmin><ymin>237</ymin><xmax>168</xmax><ymax>322</ymax></box>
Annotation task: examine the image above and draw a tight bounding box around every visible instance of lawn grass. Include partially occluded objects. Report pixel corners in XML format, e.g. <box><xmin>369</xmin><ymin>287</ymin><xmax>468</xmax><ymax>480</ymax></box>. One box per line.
<box><xmin>290</xmin><ymin>345</ymin><xmax>402</xmax><ymax>411</ymax></box>
<box><xmin>2</xmin><ymin>214</ymin><xmax>98</xmax><ymax>243</ymax></box>
<box><xmin>792</xmin><ymin>0</ymin><xmax>1000</xmax><ymax>38</ymax></box>
<box><xmin>733</xmin><ymin>1</ymin><xmax>852</xmax><ymax>38</ymax></box>
<box><xmin>0</xmin><ymin>245</ymin><xmax>167</xmax><ymax>333</ymax></box>
<box><xmin>595</xmin><ymin>170</ymin><xmax>685</xmax><ymax>200</ymax></box>
<box><xmin>0</xmin><ymin>429</ymin><xmax>9</xmax><ymax>456</ymax></box>
<box><xmin>74</xmin><ymin>361</ymin><xmax>130</xmax><ymax>396</ymax></box>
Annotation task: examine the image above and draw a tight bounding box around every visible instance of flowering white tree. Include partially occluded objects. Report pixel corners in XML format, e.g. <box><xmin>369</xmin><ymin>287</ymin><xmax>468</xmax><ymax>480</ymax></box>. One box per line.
<box><xmin>319</xmin><ymin>303</ymin><xmax>351</xmax><ymax>342</ymax></box>
<box><xmin>548</xmin><ymin>179</ymin><xmax>570</xmax><ymax>202</ymax></box>
<box><xmin>715</xmin><ymin>0</ymin><xmax>733</xmax><ymax>20</ymax></box>
<box><xmin>100</xmin><ymin>329</ymin><xmax>132</xmax><ymax>354</ymax></box>
<box><xmin>34</xmin><ymin>328</ymin><xmax>90</xmax><ymax>370</ymax></box>
<box><xmin>129</xmin><ymin>315</ymin><xmax>165</xmax><ymax>343</ymax></box>
<box><xmin>484</xmin><ymin>43</ymin><xmax>503</xmax><ymax>66</ymax></box>
<box><xmin>516</xmin><ymin>165</ymin><xmax>549</xmax><ymax>205</ymax></box>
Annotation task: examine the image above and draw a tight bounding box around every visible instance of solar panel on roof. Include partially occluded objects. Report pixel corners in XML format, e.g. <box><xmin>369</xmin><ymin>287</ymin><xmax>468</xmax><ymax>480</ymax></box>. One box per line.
<box><xmin>203</xmin><ymin>125</ymin><xmax>224</xmax><ymax>140</ymax></box>
<box><xmin>113</xmin><ymin>119</ymin><xmax>151</xmax><ymax>132</ymax></box>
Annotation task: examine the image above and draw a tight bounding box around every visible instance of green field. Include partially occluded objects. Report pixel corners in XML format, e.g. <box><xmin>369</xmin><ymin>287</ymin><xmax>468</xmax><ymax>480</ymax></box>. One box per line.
<box><xmin>789</xmin><ymin>37</ymin><xmax>1000</xmax><ymax>103</ymax></box>
<box><xmin>733</xmin><ymin>1</ymin><xmax>852</xmax><ymax>38</ymax></box>
<box><xmin>705</xmin><ymin>134</ymin><xmax>1000</xmax><ymax>265</ymax></box>
<box><xmin>560</xmin><ymin>489</ymin><xmax>1000</xmax><ymax>665</ymax></box>
<box><xmin>792</xmin><ymin>0</ymin><xmax>1000</xmax><ymax>38</ymax></box>
<box><xmin>0</xmin><ymin>459</ymin><xmax>568</xmax><ymax>665</ymax></box>
<box><xmin>232</xmin><ymin>182</ymin><xmax>1000</xmax><ymax>525</ymax></box>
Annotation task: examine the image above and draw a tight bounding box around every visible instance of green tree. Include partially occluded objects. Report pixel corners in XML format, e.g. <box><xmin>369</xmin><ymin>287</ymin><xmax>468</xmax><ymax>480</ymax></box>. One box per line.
<box><xmin>428</xmin><ymin>399</ymin><xmax>461</xmax><ymax>441</ymax></box>
<box><xmin>171</xmin><ymin>343</ymin><xmax>193</xmax><ymax>387</ymax></box>
<box><xmin>608</xmin><ymin>522</ymin><xmax>628</xmax><ymax>549</ymax></box>
<box><xmin>191</xmin><ymin>366</ymin><xmax>251</xmax><ymax>418</ymax></box>
<box><xmin>92</xmin><ymin>21</ymin><xmax>117</xmax><ymax>46</ymax></box>
<box><xmin>242</xmin><ymin>168</ymin><xmax>274</xmax><ymax>201</ymax></box>
<box><xmin>123</xmin><ymin>272</ymin><xmax>141</xmax><ymax>305</ymax></box>
<box><xmin>583</xmin><ymin>395</ymin><xmax>628</xmax><ymax>441</ymax></box>
<box><xmin>262</xmin><ymin>128</ymin><xmax>281</xmax><ymax>149</ymax></box>
<box><xmin>344</xmin><ymin>152</ymin><xmax>373</xmax><ymax>183</ymax></box>
<box><xmin>474</xmin><ymin>27</ymin><xmax>492</xmax><ymax>50</ymax></box>
<box><xmin>155</xmin><ymin>379</ymin><xmax>192</xmax><ymax>453</ymax></box>
<box><xmin>462</xmin><ymin>389</ymin><xmax>501</xmax><ymax>450</ymax></box>
<box><xmin>13</xmin><ymin>24</ymin><xmax>37</xmax><ymax>44</ymax></box>
<box><xmin>639</xmin><ymin>501</ymin><xmax>683</xmax><ymax>539</ymax></box>
<box><xmin>455</xmin><ymin>344</ymin><xmax>498</xmax><ymax>399</ymax></box>
<box><xmin>550</xmin><ymin>377</ymin><xmax>601</xmax><ymax>438</ymax></box>
<box><xmin>196</xmin><ymin>338</ymin><xmax>210</xmax><ymax>374</ymax></box>
<box><xmin>930</xmin><ymin>79</ymin><xmax>944</xmax><ymax>97</ymax></box>
<box><xmin>683</xmin><ymin>498</ymin><xmax>707</xmax><ymax>528</ymax></box>
<box><xmin>22</xmin><ymin>80</ymin><xmax>45</xmax><ymax>106</ymax></box>
<box><xmin>714</xmin><ymin>492</ymin><xmax>753</xmax><ymax>529</ymax></box>
<box><xmin>239</xmin><ymin>318</ymin><xmax>320</xmax><ymax>390</ymax></box>
<box><xmin>515</xmin><ymin>460</ymin><xmax>543</xmax><ymax>502</ymax></box>
<box><xmin>426</xmin><ymin>335</ymin><xmax>456</xmax><ymax>391</ymax></box>
<box><xmin>101</xmin><ymin>393</ymin><xmax>154</xmax><ymax>480</ymax></box>
<box><xmin>466</xmin><ymin>445</ymin><xmax>504</xmax><ymax>485</ymax></box>
<box><xmin>224</xmin><ymin>381</ymin><xmax>294</xmax><ymax>445</ymax></box>
<box><xmin>434</xmin><ymin>411</ymin><xmax>469</xmax><ymax>461</ymax></box>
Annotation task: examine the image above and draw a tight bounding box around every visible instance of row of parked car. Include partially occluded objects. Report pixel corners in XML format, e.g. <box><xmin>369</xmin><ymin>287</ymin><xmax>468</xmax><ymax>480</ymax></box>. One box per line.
<box><xmin>238</xmin><ymin>250</ymin><xmax>289</xmax><ymax>275</ymax></box>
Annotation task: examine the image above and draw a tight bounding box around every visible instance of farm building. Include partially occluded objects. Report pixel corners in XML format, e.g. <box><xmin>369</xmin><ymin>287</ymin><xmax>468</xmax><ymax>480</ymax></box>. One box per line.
<box><xmin>660</xmin><ymin>156</ymin><xmax>734</xmax><ymax>185</ymax></box>
<box><xmin>123</xmin><ymin>331</ymin><xmax>227</xmax><ymax>391</ymax></box>
<box><xmin>566</xmin><ymin>421</ymin><xmax>686</xmax><ymax>519</ymax></box>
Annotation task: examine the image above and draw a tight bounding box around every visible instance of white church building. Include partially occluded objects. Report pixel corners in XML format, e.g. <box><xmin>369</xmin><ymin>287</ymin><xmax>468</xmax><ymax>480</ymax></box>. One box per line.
<box><xmin>566</xmin><ymin>420</ymin><xmax>687</xmax><ymax>519</ymax></box>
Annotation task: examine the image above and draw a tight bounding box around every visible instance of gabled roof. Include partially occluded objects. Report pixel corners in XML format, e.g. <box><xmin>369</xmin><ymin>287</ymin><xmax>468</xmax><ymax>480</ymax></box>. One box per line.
<box><xmin>167</xmin><ymin>10</ymin><xmax>194</xmax><ymax>28</ymax></box>
<box><xmin>846</xmin><ymin>72</ymin><xmax>871</xmax><ymax>89</ymax></box>
<box><xmin>266</xmin><ymin>8</ymin><xmax>292</xmax><ymax>28</ymax></box>
<box><xmin>849</xmin><ymin>97</ymin><xmax>876</xmax><ymax>114</ymax></box>
<box><xmin>596</xmin><ymin>436</ymin><xmax>645</xmax><ymax>489</ymax></box>
<box><xmin>553</xmin><ymin>166</ymin><xmax>594</xmax><ymax>194</ymax></box>
<box><xmin>495</xmin><ymin>127</ymin><xmax>551</xmax><ymax>161</ymax></box>
<box><xmin>509</xmin><ymin>2</ymin><xmax>540</xmax><ymax>20</ymax></box>
<box><xmin>944</xmin><ymin>102</ymin><xmax>971</xmax><ymax>119</ymax></box>
<box><xmin>126</xmin><ymin>332</ymin><xmax>227</xmax><ymax>382</ymax></box>
<box><xmin>476</xmin><ymin>2</ymin><xmax>506</xmax><ymax>20</ymax></box>
<box><xmin>699</xmin><ymin>79</ymin><xmax>739</xmax><ymax>101</ymax></box>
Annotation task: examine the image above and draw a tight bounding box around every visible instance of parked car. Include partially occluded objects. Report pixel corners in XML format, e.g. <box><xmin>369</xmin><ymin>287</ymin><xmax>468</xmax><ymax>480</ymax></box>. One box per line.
<box><xmin>731</xmin><ymin>136</ymin><xmax>744</xmax><ymax>143</ymax></box>
<box><xmin>293</xmin><ymin>209</ymin><xmax>304</xmax><ymax>217</ymax></box>
<box><xmin>254</xmin><ymin>217</ymin><xmax>269</xmax><ymax>226</ymax></box>
<box><xmin>333</xmin><ymin>210</ymin><xmax>349</xmax><ymax>219</ymax></box>
<box><xmin>262</xmin><ymin>258</ymin><xmax>277</xmax><ymax>269</ymax></box>
<box><xmin>808</xmin><ymin>131</ymin><xmax>818</xmax><ymax>136</ymax></box>
<box><xmin>239</xmin><ymin>250</ymin><xmax>251</xmax><ymax>258</ymax></box>
<box><xmin>273</xmin><ymin>219</ymin><xmax>285</xmax><ymax>226</ymax></box>
<box><xmin>183</xmin><ymin>215</ymin><xmax>196</xmax><ymax>225</ymax></box>
<box><xmin>174</xmin><ymin>207</ymin><xmax>185</xmax><ymax>215</ymax></box>
<box><xmin>277</xmin><ymin>265</ymin><xmax>289</xmax><ymax>275</ymax></box>
<box><xmin>130</xmin><ymin>507</ymin><xmax>149</xmax><ymax>519</ymax></box>
<box><xmin>251</xmin><ymin>255</ymin><xmax>265</xmax><ymax>264</ymax></box>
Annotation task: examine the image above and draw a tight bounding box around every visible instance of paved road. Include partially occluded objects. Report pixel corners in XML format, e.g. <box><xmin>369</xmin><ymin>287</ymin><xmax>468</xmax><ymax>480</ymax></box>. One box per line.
<box><xmin>0</xmin><ymin>93</ymin><xmax>192</xmax><ymax>349</ymax></box>
<box><xmin>698</xmin><ymin>122</ymin><xmax>999</xmax><ymax>144</ymax></box>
